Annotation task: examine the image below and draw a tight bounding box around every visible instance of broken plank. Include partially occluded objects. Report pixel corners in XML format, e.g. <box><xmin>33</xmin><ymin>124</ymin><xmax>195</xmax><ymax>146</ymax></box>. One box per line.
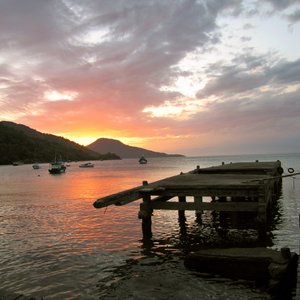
<box><xmin>93</xmin><ymin>187</ymin><xmax>142</xmax><ymax>208</ymax></box>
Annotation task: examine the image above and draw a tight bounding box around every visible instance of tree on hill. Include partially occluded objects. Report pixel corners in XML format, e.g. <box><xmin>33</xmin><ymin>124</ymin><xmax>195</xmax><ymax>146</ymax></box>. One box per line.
<box><xmin>0</xmin><ymin>121</ymin><xmax>120</xmax><ymax>165</ymax></box>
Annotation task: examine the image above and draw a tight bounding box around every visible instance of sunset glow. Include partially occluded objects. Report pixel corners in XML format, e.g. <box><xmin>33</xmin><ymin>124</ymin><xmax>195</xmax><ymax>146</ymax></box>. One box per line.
<box><xmin>1</xmin><ymin>0</ymin><xmax>300</xmax><ymax>155</ymax></box>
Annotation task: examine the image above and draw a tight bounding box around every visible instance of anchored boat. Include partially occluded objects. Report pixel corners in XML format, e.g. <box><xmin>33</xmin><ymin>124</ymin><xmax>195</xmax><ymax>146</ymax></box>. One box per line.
<box><xmin>48</xmin><ymin>155</ymin><xmax>66</xmax><ymax>174</ymax></box>
<box><xmin>79</xmin><ymin>162</ymin><xmax>94</xmax><ymax>168</ymax></box>
<box><xmin>139</xmin><ymin>156</ymin><xmax>147</xmax><ymax>164</ymax></box>
<box><xmin>32</xmin><ymin>163</ymin><xmax>41</xmax><ymax>169</ymax></box>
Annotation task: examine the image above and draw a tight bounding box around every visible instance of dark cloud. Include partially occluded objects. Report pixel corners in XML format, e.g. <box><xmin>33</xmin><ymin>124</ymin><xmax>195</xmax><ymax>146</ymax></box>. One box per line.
<box><xmin>264</xmin><ymin>0</ymin><xmax>300</xmax><ymax>10</ymax></box>
<box><xmin>272</xmin><ymin>58</ymin><xmax>300</xmax><ymax>83</ymax></box>
<box><xmin>196</xmin><ymin>54</ymin><xmax>271</xmax><ymax>97</ymax></box>
<box><xmin>287</xmin><ymin>9</ymin><xmax>300</xmax><ymax>23</ymax></box>
<box><xmin>197</xmin><ymin>54</ymin><xmax>300</xmax><ymax>99</ymax></box>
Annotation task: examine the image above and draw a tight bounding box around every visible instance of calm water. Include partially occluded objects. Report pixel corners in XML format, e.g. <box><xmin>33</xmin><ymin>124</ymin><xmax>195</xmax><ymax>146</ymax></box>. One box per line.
<box><xmin>1</xmin><ymin>154</ymin><xmax>300</xmax><ymax>299</ymax></box>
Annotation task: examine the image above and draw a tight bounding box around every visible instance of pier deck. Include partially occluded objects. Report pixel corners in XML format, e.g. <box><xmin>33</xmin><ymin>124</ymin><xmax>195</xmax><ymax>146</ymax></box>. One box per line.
<box><xmin>94</xmin><ymin>160</ymin><xmax>283</xmax><ymax>237</ymax></box>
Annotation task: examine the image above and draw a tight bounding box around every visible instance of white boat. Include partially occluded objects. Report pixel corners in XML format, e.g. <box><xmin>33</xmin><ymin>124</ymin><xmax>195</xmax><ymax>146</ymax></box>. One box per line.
<box><xmin>139</xmin><ymin>156</ymin><xmax>147</xmax><ymax>164</ymax></box>
<box><xmin>79</xmin><ymin>162</ymin><xmax>94</xmax><ymax>168</ymax></box>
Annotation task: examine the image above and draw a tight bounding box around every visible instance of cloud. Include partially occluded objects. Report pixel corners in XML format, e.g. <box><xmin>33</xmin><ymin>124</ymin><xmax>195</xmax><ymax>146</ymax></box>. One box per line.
<box><xmin>264</xmin><ymin>0</ymin><xmax>300</xmax><ymax>10</ymax></box>
<box><xmin>0</xmin><ymin>0</ymin><xmax>300</xmax><ymax>155</ymax></box>
<box><xmin>286</xmin><ymin>8</ymin><xmax>300</xmax><ymax>23</ymax></box>
<box><xmin>1</xmin><ymin>1</ymin><xmax>238</xmax><ymax>113</ymax></box>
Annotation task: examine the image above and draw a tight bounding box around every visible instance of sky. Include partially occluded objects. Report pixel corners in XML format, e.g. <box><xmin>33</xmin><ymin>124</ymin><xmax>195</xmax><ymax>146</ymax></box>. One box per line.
<box><xmin>1</xmin><ymin>0</ymin><xmax>300</xmax><ymax>156</ymax></box>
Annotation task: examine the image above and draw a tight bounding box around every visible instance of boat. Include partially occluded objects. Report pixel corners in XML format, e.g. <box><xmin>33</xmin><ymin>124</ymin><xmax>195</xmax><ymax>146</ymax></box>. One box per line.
<box><xmin>12</xmin><ymin>161</ymin><xmax>24</xmax><ymax>166</ymax></box>
<box><xmin>139</xmin><ymin>156</ymin><xmax>147</xmax><ymax>164</ymax></box>
<box><xmin>48</xmin><ymin>155</ymin><xmax>66</xmax><ymax>174</ymax></box>
<box><xmin>79</xmin><ymin>162</ymin><xmax>94</xmax><ymax>168</ymax></box>
<box><xmin>49</xmin><ymin>161</ymin><xmax>66</xmax><ymax>174</ymax></box>
<box><xmin>32</xmin><ymin>163</ymin><xmax>41</xmax><ymax>169</ymax></box>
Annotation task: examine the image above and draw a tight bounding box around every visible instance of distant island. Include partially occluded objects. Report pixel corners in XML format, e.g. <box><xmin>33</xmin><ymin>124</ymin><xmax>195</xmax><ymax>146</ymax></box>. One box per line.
<box><xmin>0</xmin><ymin>121</ymin><xmax>120</xmax><ymax>165</ymax></box>
<box><xmin>88</xmin><ymin>138</ymin><xmax>184</xmax><ymax>159</ymax></box>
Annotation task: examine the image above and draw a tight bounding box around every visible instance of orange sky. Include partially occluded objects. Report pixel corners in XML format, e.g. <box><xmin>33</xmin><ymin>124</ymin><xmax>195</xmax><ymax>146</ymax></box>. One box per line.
<box><xmin>1</xmin><ymin>1</ymin><xmax>300</xmax><ymax>155</ymax></box>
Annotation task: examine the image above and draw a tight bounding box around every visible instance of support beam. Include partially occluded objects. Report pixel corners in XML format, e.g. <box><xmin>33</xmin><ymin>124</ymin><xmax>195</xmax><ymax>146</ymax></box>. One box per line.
<box><xmin>141</xmin><ymin>201</ymin><xmax>258</xmax><ymax>212</ymax></box>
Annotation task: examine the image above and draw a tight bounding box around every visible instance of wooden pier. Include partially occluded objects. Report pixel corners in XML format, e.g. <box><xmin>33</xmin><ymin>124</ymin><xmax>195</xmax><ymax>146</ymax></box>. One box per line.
<box><xmin>94</xmin><ymin>160</ymin><xmax>284</xmax><ymax>237</ymax></box>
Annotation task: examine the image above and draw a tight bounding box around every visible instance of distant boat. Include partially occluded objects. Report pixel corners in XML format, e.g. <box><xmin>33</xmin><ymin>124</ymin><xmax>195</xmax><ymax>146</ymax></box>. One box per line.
<box><xmin>79</xmin><ymin>162</ymin><xmax>94</xmax><ymax>168</ymax></box>
<box><xmin>48</xmin><ymin>155</ymin><xmax>66</xmax><ymax>174</ymax></box>
<box><xmin>139</xmin><ymin>156</ymin><xmax>147</xmax><ymax>164</ymax></box>
<box><xmin>32</xmin><ymin>163</ymin><xmax>41</xmax><ymax>169</ymax></box>
<box><xmin>12</xmin><ymin>161</ymin><xmax>24</xmax><ymax>166</ymax></box>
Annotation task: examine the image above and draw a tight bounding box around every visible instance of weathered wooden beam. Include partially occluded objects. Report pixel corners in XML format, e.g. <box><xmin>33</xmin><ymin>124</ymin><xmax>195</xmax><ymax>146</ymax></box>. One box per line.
<box><xmin>139</xmin><ymin>187</ymin><xmax>260</xmax><ymax>198</ymax></box>
<box><xmin>93</xmin><ymin>187</ymin><xmax>142</xmax><ymax>208</ymax></box>
<box><xmin>141</xmin><ymin>201</ymin><xmax>258</xmax><ymax>212</ymax></box>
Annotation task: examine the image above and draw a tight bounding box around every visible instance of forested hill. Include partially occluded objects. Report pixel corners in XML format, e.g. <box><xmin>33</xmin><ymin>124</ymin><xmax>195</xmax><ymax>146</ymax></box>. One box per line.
<box><xmin>0</xmin><ymin>121</ymin><xmax>120</xmax><ymax>165</ymax></box>
<box><xmin>88</xmin><ymin>138</ymin><xmax>184</xmax><ymax>159</ymax></box>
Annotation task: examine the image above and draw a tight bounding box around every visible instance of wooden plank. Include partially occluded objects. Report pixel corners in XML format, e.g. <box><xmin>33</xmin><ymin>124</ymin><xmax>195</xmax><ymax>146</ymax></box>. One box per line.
<box><xmin>140</xmin><ymin>187</ymin><xmax>260</xmax><ymax>198</ymax></box>
<box><xmin>93</xmin><ymin>187</ymin><xmax>142</xmax><ymax>208</ymax></box>
<box><xmin>142</xmin><ymin>201</ymin><xmax>258</xmax><ymax>212</ymax></box>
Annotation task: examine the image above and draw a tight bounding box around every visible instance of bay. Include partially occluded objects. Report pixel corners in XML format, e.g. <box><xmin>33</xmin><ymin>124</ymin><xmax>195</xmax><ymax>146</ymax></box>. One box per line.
<box><xmin>0</xmin><ymin>153</ymin><xmax>300</xmax><ymax>299</ymax></box>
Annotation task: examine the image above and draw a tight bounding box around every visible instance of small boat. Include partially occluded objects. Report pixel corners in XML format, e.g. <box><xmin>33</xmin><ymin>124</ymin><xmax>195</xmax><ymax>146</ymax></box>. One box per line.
<box><xmin>32</xmin><ymin>163</ymin><xmax>41</xmax><ymax>169</ymax></box>
<box><xmin>79</xmin><ymin>162</ymin><xmax>94</xmax><ymax>168</ymax></box>
<box><xmin>139</xmin><ymin>156</ymin><xmax>147</xmax><ymax>164</ymax></box>
<box><xmin>48</xmin><ymin>155</ymin><xmax>66</xmax><ymax>174</ymax></box>
<box><xmin>12</xmin><ymin>161</ymin><xmax>24</xmax><ymax>166</ymax></box>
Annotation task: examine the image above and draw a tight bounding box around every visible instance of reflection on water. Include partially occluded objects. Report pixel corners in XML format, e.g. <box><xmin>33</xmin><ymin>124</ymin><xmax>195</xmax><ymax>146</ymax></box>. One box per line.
<box><xmin>0</xmin><ymin>154</ymin><xmax>300</xmax><ymax>299</ymax></box>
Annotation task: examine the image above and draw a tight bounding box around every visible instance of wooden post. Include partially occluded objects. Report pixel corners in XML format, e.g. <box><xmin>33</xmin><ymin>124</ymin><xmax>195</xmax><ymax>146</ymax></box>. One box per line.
<box><xmin>178</xmin><ymin>196</ymin><xmax>187</xmax><ymax>235</ymax></box>
<box><xmin>194</xmin><ymin>196</ymin><xmax>202</xmax><ymax>222</ymax></box>
<box><xmin>139</xmin><ymin>181</ymin><xmax>152</xmax><ymax>238</ymax></box>
<box><xmin>178</xmin><ymin>196</ymin><xmax>186</xmax><ymax>221</ymax></box>
<box><xmin>257</xmin><ymin>181</ymin><xmax>267</xmax><ymax>238</ymax></box>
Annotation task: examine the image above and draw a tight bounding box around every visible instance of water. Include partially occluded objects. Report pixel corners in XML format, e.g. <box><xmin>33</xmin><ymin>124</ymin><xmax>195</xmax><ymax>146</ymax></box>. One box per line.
<box><xmin>0</xmin><ymin>154</ymin><xmax>300</xmax><ymax>299</ymax></box>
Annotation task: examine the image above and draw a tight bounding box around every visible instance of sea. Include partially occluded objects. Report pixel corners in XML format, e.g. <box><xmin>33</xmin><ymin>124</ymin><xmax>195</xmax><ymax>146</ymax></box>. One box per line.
<box><xmin>1</xmin><ymin>153</ymin><xmax>300</xmax><ymax>300</ymax></box>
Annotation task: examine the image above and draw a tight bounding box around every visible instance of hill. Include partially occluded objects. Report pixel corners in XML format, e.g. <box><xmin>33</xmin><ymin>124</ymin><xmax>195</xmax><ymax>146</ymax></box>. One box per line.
<box><xmin>0</xmin><ymin>121</ymin><xmax>120</xmax><ymax>165</ymax></box>
<box><xmin>87</xmin><ymin>138</ymin><xmax>184</xmax><ymax>159</ymax></box>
